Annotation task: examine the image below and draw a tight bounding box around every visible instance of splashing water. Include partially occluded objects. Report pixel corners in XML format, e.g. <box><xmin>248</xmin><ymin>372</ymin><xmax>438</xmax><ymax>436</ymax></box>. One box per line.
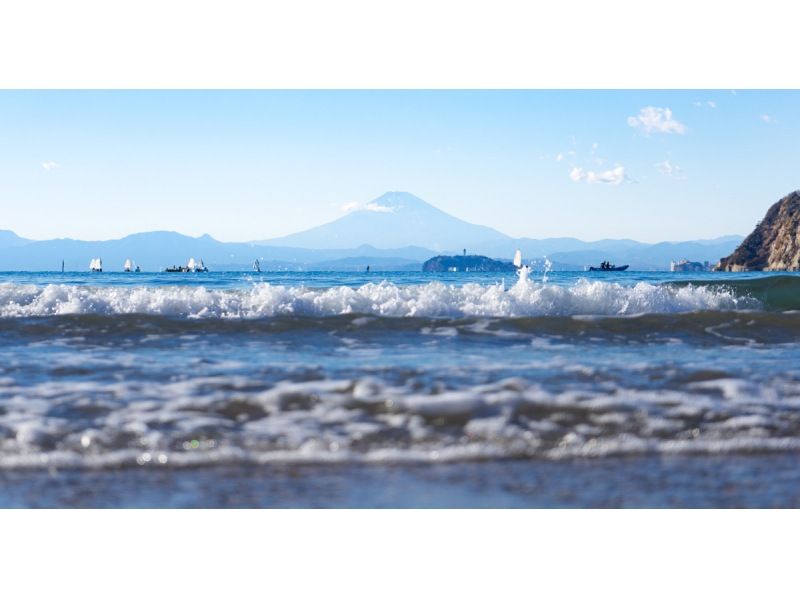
<box><xmin>542</xmin><ymin>256</ymin><xmax>553</xmax><ymax>284</ymax></box>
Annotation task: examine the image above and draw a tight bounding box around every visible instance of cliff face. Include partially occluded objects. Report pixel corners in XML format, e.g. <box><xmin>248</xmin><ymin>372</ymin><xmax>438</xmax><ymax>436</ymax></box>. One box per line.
<box><xmin>716</xmin><ymin>191</ymin><xmax>800</xmax><ymax>272</ymax></box>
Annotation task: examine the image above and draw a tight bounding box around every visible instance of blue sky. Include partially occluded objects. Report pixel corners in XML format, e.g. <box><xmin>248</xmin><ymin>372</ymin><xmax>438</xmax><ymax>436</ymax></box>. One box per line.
<box><xmin>0</xmin><ymin>90</ymin><xmax>796</xmax><ymax>243</ymax></box>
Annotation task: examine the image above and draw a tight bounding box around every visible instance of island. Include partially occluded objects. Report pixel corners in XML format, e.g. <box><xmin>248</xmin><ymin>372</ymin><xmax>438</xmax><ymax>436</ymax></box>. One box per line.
<box><xmin>715</xmin><ymin>190</ymin><xmax>800</xmax><ymax>271</ymax></box>
<box><xmin>422</xmin><ymin>254</ymin><xmax>517</xmax><ymax>272</ymax></box>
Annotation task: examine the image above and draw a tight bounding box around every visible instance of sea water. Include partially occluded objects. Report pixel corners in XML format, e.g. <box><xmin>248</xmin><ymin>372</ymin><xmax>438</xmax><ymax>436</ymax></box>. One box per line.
<box><xmin>1</xmin><ymin>269</ymin><xmax>800</xmax><ymax>507</ymax></box>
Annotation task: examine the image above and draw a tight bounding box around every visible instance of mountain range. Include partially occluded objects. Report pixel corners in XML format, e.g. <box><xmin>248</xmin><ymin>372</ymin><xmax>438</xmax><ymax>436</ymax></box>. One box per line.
<box><xmin>0</xmin><ymin>192</ymin><xmax>742</xmax><ymax>271</ymax></box>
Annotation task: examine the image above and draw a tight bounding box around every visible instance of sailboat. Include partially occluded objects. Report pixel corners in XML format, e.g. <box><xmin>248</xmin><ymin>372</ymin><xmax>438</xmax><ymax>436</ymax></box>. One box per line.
<box><xmin>166</xmin><ymin>257</ymin><xmax>208</xmax><ymax>273</ymax></box>
<box><xmin>513</xmin><ymin>249</ymin><xmax>531</xmax><ymax>282</ymax></box>
<box><xmin>123</xmin><ymin>258</ymin><xmax>134</xmax><ymax>272</ymax></box>
<box><xmin>89</xmin><ymin>258</ymin><xmax>103</xmax><ymax>272</ymax></box>
<box><xmin>253</xmin><ymin>259</ymin><xmax>261</xmax><ymax>272</ymax></box>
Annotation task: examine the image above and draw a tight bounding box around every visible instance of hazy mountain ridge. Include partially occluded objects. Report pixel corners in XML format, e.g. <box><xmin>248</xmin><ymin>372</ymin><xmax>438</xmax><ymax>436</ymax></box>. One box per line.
<box><xmin>0</xmin><ymin>232</ymin><xmax>437</xmax><ymax>271</ymax></box>
<box><xmin>0</xmin><ymin>192</ymin><xmax>743</xmax><ymax>271</ymax></box>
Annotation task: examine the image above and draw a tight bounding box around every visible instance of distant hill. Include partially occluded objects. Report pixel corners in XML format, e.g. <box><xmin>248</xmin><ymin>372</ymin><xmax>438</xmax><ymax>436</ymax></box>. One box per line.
<box><xmin>0</xmin><ymin>231</ymin><xmax>436</xmax><ymax>271</ymax></box>
<box><xmin>0</xmin><ymin>230</ymin><xmax>32</xmax><ymax>248</ymax></box>
<box><xmin>423</xmin><ymin>255</ymin><xmax>516</xmax><ymax>273</ymax></box>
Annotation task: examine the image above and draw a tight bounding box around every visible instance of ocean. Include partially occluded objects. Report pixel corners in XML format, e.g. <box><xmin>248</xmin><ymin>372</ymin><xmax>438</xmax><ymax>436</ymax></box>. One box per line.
<box><xmin>1</xmin><ymin>269</ymin><xmax>799</xmax><ymax>507</ymax></box>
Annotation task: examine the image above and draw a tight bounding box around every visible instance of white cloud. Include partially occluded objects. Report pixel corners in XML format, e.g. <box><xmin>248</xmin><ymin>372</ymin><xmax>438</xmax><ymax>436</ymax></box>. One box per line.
<box><xmin>555</xmin><ymin>153</ymin><xmax>564</xmax><ymax>162</ymax></box>
<box><xmin>339</xmin><ymin>201</ymin><xmax>361</xmax><ymax>213</ymax></box>
<box><xmin>588</xmin><ymin>166</ymin><xmax>629</xmax><ymax>185</ymax></box>
<box><xmin>569</xmin><ymin>166</ymin><xmax>585</xmax><ymax>182</ymax></box>
<box><xmin>760</xmin><ymin>114</ymin><xmax>777</xmax><ymax>124</ymax></box>
<box><xmin>364</xmin><ymin>202</ymin><xmax>395</xmax><ymax>213</ymax></box>
<box><xmin>707</xmin><ymin>100</ymin><xmax>717</xmax><ymax>109</ymax></box>
<box><xmin>339</xmin><ymin>201</ymin><xmax>396</xmax><ymax>214</ymax></box>
<box><xmin>627</xmin><ymin>106</ymin><xmax>687</xmax><ymax>135</ymax></box>
<box><xmin>570</xmin><ymin>165</ymin><xmax>629</xmax><ymax>185</ymax></box>
<box><xmin>655</xmin><ymin>159</ymin><xmax>685</xmax><ymax>179</ymax></box>
<box><xmin>41</xmin><ymin>160</ymin><xmax>60</xmax><ymax>171</ymax></box>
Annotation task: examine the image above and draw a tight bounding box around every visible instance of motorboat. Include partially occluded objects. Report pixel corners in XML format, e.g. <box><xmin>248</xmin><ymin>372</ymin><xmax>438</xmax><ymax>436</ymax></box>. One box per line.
<box><xmin>588</xmin><ymin>263</ymin><xmax>629</xmax><ymax>272</ymax></box>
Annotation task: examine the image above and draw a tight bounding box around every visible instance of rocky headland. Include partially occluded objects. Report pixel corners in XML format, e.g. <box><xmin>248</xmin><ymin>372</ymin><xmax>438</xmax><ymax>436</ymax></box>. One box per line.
<box><xmin>715</xmin><ymin>190</ymin><xmax>800</xmax><ymax>271</ymax></box>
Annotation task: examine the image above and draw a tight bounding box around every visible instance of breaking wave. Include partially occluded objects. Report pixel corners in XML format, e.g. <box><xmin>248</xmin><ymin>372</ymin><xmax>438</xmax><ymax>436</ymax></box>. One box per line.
<box><xmin>0</xmin><ymin>278</ymin><xmax>763</xmax><ymax>319</ymax></box>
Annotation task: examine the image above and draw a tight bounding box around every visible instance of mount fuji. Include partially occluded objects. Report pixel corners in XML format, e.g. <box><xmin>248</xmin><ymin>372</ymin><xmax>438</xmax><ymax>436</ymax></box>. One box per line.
<box><xmin>259</xmin><ymin>191</ymin><xmax>511</xmax><ymax>252</ymax></box>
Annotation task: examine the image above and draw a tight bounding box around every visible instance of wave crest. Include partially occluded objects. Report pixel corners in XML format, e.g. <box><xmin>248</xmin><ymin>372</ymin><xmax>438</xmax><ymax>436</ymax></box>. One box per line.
<box><xmin>0</xmin><ymin>279</ymin><xmax>757</xmax><ymax>319</ymax></box>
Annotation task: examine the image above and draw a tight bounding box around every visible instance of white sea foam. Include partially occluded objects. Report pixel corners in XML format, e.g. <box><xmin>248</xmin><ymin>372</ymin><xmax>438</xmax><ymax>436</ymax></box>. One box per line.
<box><xmin>2</xmin><ymin>369</ymin><xmax>800</xmax><ymax>470</ymax></box>
<box><xmin>0</xmin><ymin>278</ymin><xmax>755</xmax><ymax>319</ymax></box>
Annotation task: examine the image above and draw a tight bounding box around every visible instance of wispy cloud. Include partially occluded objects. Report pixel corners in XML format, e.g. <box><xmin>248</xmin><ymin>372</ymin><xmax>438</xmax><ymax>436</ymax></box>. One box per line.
<box><xmin>41</xmin><ymin>160</ymin><xmax>61</xmax><ymax>171</ymax></box>
<box><xmin>364</xmin><ymin>202</ymin><xmax>395</xmax><ymax>213</ymax></box>
<box><xmin>570</xmin><ymin>165</ymin><xmax>629</xmax><ymax>185</ymax></box>
<box><xmin>760</xmin><ymin>114</ymin><xmax>777</xmax><ymax>124</ymax></box>
<box><xmin>655</xmin><ymin>159</ymin><xmax>685</xmax><ymax>179</ymax></box>
<box><xmin>569</xmin><ymin>166</ymin><xmax>584</xmax><ymax>182</ymax></box>
<box><xmin>339</xmin><ymin>201</ymin><xmax>361</xmax><ymax>213</ymax></box>
<box><xmin>707</xmin><ymin>100</ymin><xmax>717</xmax><ymax>109</ymax></box>
<box><xmin>555</xmin><ymin>153</ymin><xmax>564</xmax><ymax>162</ymax></box>
<box><xmin>339</xmin><ymin>201</ymin><xmax>396</xmax><ymax>214</ymax></box>
<box><xmin>627</xmin><ymin>107</ymin><xmax>687</xmax><ymax>135</ymax></box>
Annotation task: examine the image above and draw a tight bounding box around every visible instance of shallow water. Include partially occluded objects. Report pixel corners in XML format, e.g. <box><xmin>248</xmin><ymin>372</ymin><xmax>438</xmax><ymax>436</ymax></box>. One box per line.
<box><xmin>0</xmin><ymin>270</ymin><xmax>798</xmax><ymax>506</ymax></box>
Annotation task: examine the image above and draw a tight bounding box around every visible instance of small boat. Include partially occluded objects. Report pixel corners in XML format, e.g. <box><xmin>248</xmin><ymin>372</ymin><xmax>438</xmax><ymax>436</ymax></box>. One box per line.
<box><xmin>166</xmin><ymin>258</ymin><xmax>208</xmax><ymax>273</ymax></box>
<box><xmin>588</xmin><ymin>263</ymin><xmax>629</xmax><ymax>272</ymax></box>
<box><xmin>253</xmin><ymin>259</ymin><xmax>261</xmax><ymax>272</ymax></box>
<box><xmin>89</xmin><ymin>258</ymin><xmax>103</xmax><ymax>272</ymax></box>
<box><xmin>123</xmin><ymin>258</ymin><xmax>134</xmax><ymax>272</ymax></box>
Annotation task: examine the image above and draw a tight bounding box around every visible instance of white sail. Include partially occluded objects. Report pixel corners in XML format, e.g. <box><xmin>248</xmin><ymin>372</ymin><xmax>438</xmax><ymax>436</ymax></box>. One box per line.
<box><xmin>187</xmin><ymin>257</ymin><xmax>197</xmax><ymax>271</ymax></box>
<box><xmin>198</xmin><ymin>259</ymin><xmax>205</xmax><ymax>271</ymax></box>
<box><xmin>513</xmin><ymin>249</ymin><xmax>522</xmax><ymax>268</ymax></box>
<box><xmin>124</xmin><ymin>259</ymin><xmax>133</xmax><ymax>272</ymax></box>
<box><xmin>98</xmin><ymin>258</ymin><xmax>102</xmax><ymax>270</ymax></box>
